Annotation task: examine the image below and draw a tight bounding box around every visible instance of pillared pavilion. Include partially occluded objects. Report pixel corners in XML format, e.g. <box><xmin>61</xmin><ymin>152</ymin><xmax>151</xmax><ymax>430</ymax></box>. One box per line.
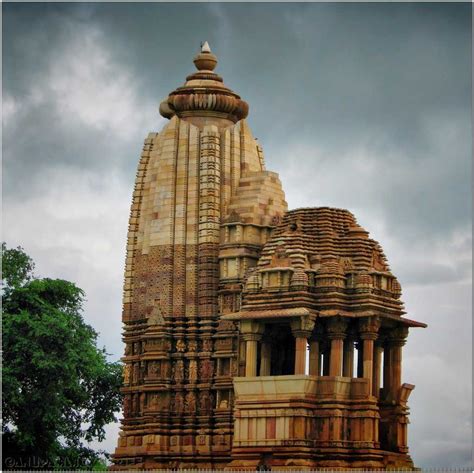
<box><xmin>111</xmin><ymin>43</ymin><xmax>426</xmax><ymax>471</ymax></box>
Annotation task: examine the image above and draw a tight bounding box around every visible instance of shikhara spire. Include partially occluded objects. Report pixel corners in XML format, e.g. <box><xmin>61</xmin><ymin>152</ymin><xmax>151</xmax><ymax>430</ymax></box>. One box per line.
<box><xmin>112</xmin><ymin>45</ymin><xmax>426</xmax><ymax>471</ymax></box>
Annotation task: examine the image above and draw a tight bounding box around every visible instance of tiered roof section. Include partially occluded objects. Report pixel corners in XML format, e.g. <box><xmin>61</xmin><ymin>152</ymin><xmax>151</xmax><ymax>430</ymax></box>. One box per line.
<box><xmin>227</xmin><ymin>207</ymin><xmax>425</xmax><ymax>328</ymax></box>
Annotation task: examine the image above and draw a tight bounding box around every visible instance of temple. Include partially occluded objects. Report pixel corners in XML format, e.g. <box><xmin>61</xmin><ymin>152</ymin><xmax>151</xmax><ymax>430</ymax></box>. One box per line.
<box><xmin>111</xmin><ymin>43</ymin><xmax>426</xmax><ymax>470</ymax></box>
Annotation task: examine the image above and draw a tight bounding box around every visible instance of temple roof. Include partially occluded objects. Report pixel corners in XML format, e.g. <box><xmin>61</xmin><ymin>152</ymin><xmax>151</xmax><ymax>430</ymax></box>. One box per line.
<box><xmin>159</xmin><ymin>42</ymin><xmax>249</xmax><ymax>122</ymax></box>
<box><xmin>256</xmin><ymin>207</ymin><xmax>393</xmax><ymax>275</ymax></box>
<box><xmin>230</xmin><ymin>207</ymin><xmax>427</xmax><ymax>328</ymax></box>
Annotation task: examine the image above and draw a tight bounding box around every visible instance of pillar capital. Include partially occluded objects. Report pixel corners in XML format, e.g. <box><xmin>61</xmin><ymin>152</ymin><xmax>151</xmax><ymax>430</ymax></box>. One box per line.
<box><xmin>386</xmin><ymin>326</ymin><xmax>409</xmax><ymax>347</ymax></box>
<box><xmin>290</xmin><ymin>315</ymin><xmax>315</xmax><ymax>339</ymax></box>
<box><xmin>358</xmin><ymin>316</ymin><xmax>381</xmax><ymax>339</ymax></box>
<box><xmin>292</xmin><ymin>329</ymin><xmax>313</xmax><ymax>339</ymax></box>
<box><xmin>242</xmin><ymin>333</ymin><xmax>262</xmax><ymax>342</ymax></box>
<box><xmin>360</xmin><ymin>331</ymin><xmax>378</xmax><ymax>341</ymax></box>
<box><xmin>326</xmin><ymin>316</ymin><xmax>349</xmax><ymax>340</ymax></box>
<box><xmin>240</xmin><ymin>320</ymin><xmax>264</xmax><ymax>337</ymax></box>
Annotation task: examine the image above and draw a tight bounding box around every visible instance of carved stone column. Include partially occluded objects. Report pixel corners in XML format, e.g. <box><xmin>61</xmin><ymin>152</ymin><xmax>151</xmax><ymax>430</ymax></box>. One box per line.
<box><xmin>383</xmin><ymin>340</ymin><xmax>391</xmax><ymax>397</ymax></box>
<box><xmin>327</xmin><ymin>317</ymin><xmax>349</xmax><ymax>377</ymax></box>
<box><xmin>322</xmin><ymin>342</ymin><xmax>330</xmax><ymax>376</ymax></box>
<box><xmin>373</xmin><ymin>339</ymin><xmax>384</xmax><ymax>397</ymax></box>
<box><xmin>359</xmin><ymin>317</ymin><xmax>381</xmax><ymax>394</ymax></box>
<box><xmin>259</xmin><ymin>336</ymin><xmax>272</xmax><ymax>376</ymax></box>
<box><xmin>294</xmin><ymin>334</ymin><xmax>309</xmax><ymax>375</ymax></box>
<box><xmin>309</xmin><ymin>325</ymin><xmax>324</xmax><ymax>376</ymax></box>
<box><xmin>290</xmin><ymin>316</ymin><xmax>316</xmax><ymax>375</ymax></box>
<box><xmin>343</xmin><ymin>327</ymin><xmax>357</xmax><ymax>377</ymax></box>
<box><xmin>356</xmin><ymin>341</ymin><xmax>363</xmax><ymax>378</ymax></box>
<box><xmin>244</xmin><ymin>335</ymin><xmax>260</xmax><ymax>377</ymax></box>
<box><xmin>387</xmin><ymin>326</ymin><xmax>409</xmax><ymax>400</ymax></box>
<box><xmin>308</xmin><ymin>339</ymin><xmax>319</xmax><ymax>376</ymax></box>
<box><xmin>240</xmin><ymin>320</ymin><xmax>263</xmax><ymax>377</ymax></box>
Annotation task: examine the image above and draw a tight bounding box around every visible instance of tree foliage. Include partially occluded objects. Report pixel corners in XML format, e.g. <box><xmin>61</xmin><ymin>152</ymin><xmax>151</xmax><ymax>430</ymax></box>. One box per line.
<box><xmin>1</xmin><ymin>242</ymin><xmax>35</xmax><ymax>290</ymax></box>
<box><xmin>2</xmin><ymin>243</ymin><xmax>123</xmax><ymax>470</ymax></box>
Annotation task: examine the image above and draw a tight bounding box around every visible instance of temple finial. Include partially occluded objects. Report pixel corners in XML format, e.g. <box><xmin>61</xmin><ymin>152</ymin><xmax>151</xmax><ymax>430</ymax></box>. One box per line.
<box><xmin>160</xmin><ymin>43</ymin><xmax>248</xmax><ymax>121</ymax></box>
<box><xmin>201</xmin><ymin>41</ymin><xmax>211</xmax><ymax>53</ymax></box>
<box><xmin>193</xmin><ymin>41</ymin><xmax>217</xmax><ymax>71</ymax></box>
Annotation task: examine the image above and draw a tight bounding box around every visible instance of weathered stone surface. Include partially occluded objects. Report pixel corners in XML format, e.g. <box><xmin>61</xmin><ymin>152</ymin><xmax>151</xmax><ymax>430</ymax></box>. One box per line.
<box><xmin>111</xmin><ymin>43</ymin><xmax>426</xmax><ymax>471</ymax></box>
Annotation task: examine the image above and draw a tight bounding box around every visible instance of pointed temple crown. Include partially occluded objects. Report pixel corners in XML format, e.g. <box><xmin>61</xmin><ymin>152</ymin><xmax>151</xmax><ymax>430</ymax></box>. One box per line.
<box><xmin>159</xmin><ymin>42</ymin><xmax>249</xmax><ymax>122</ymax></box>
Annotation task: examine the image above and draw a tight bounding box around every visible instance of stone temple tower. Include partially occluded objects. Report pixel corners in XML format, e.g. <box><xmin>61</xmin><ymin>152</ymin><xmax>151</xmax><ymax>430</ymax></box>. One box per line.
<box><xmin>112</xmin><ymin>44</ymin><xmax>426</xmax><ymax>470</ymax></box>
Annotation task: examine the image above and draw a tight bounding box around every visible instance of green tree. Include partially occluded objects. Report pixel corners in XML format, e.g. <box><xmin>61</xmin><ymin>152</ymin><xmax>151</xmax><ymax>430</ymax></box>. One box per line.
<box><xmin>2</xmin><ymin>243</ymin><xmax>123</xmax><ymax>470</ymax></box>
<box><xmin>1</xmin><ymin>242</ymin><xmax>35</xmax><ymax>290</ymax></box>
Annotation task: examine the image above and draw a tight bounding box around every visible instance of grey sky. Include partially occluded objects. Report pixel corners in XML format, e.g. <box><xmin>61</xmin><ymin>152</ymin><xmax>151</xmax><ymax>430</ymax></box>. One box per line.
<box><xmin>2</xmin><ymin>3</ymin><xmax>472</xmax><ymax>468</ymax></box>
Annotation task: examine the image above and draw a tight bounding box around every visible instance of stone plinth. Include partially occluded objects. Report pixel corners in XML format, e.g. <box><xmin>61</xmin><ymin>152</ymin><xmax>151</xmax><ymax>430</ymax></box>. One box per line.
<box><xmin>229</xmin><ymin>375</ymin><xmax>386</xmax><ymax>470</ymax></box>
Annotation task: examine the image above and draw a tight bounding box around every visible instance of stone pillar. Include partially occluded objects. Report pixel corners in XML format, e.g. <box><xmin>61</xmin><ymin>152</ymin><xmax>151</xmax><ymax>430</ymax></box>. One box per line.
<box><xmin>362</xmin><ymin>338</ymin><xmax>375</xmax><ymax>392</ymax></box>
<box><xmin>329</xmin><ymin>339</ymin><xmax>344</xmax><ymax>376</ymax></box>
<box><xmin>240</xmin><ymin>320</ymin><xmax>263</xmax><ymax>378</ymax></box>
<box><xmin>308</xmin><ymin>339</ymin><xmax>320</xmax><ymax>376</ymax></box>
<box><xmin>383</xmin><ymin>342</ymin><xmax>392</xmax><ymax>395</ymax></box>
<box><xmin>309</xmin><ymin>325</ymin><xmax>323</xmax><ymax>376</ymax></box>
<box><xmin>359</xmin><ymin>317</ymin><xmax>381</xmax><ymax>395</ymax></box>
<box><xmin>322</xmin><ymin>345</ymin><xmax>330</xmax><ymax>376</ymax></box>
<box><xmin>373</xmin><ymin>340</ymin><xmax>383</xmax><ymax>397</ymax></box>
<box><xmin>387</xmin><ymin>326</ymin><xmax>408</xmax><ymax>400</ymax></box>
<box><xmin>244</xmin><ymin>335</ymin><xmax>259</xmax><ymax>377</ymax></box>
<box><xmin>327</xmin><ymin>317</ymin><xmax>349</xmax><ymax>377</ymax></box>
<box><xmin>392</xmin><ymin>344</ymin><xmax>402</xmax><ymax>393</ymax></box>
<box><xmin>343</xmin><ymin>329</ymin><xmax>356</xmax><ymax>377</ymax></box>
<box><xmin>260</xmin><ymin>337</ymin><xmax>272</xmax><ymax>376</ymax></box>
<box><xmin>290</xmin><ymin>316</ymin><xmax>316</xmax><ymax>376</ymax></box>
<box><xmin>356</xmin><ymin>341</ymin><xmax>363</xmax><ymax>378</ymax></box>
<box><xmin>294</xmin><ymin>334</ymin><xmax>309</xmax><ymax>375</ymax></box>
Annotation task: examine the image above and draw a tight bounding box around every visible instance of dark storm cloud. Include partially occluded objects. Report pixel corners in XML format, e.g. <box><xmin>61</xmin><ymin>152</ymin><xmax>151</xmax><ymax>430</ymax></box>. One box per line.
<box><xmin>3</xmin><ymin>2</ymin><xmax>471</xmax><ymax>468</ymax></box>
<box><xmin>2</xmin><ymin>3</ymin><xmax>161</xmax><ymax>197</ymax></box>
<box><xmin>3</xmin><ymin>3</ymin><xmax>471</xmax><ymax>239</ymax></box>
